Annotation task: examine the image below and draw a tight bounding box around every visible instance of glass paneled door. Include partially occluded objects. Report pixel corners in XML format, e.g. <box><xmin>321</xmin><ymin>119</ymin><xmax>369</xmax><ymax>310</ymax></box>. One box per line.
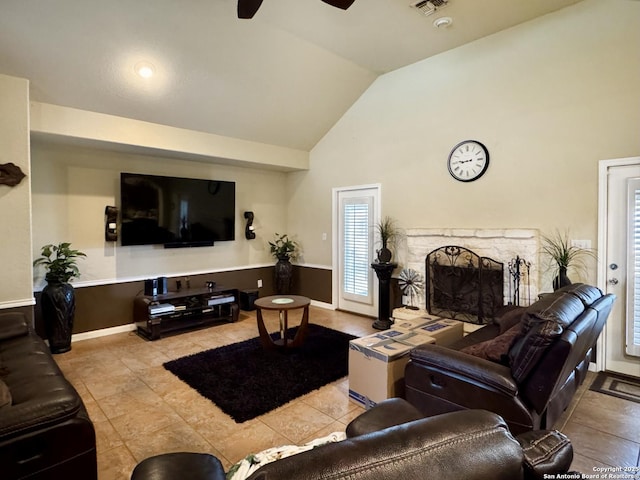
<box><xmin>600</xmin><ymin>159</ymin><xmax>640</xmax><ymax>377</ymax></box>
<box><xmin>626</xmin><ymin>178</ymin><xmax>640</xmax><ymax>358</ymax></box>
<box><xmin>334</xmin><ymin>185</ymin><xmax>380</xmax><ymax>317</ymax></box>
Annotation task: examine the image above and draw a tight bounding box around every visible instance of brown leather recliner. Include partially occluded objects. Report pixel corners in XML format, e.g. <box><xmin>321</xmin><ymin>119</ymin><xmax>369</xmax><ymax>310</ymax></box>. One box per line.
<box><xmin>132</xmin><ymin>398</ymin><xmax>575</xmax><ymax>480</ymax></box>
<box><xmin>0</xmin><ymin>313</ymin><xmax>97</xmax><ymax>480</ymax></box>
<box><xmin>404</xmin><ymin>283</ymin><xmax>615</xmax><ymax>434</ymax></box>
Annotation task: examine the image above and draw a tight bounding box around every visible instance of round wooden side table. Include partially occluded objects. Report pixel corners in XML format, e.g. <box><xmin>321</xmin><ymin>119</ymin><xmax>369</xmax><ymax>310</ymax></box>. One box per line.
<box><xmin>254</xmin><ymin>295</ymin><xmax>311</xmax><ymax>350</ymax></box>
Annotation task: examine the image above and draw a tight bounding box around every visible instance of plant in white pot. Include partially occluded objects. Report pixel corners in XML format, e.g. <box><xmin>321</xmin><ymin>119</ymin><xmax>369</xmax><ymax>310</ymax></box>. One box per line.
<box><xmin>33</xmin><ymin>243</ymin><xmax>86</xmax><ymax>353</ymax></box>
<box><xmin>268</xmin><ymin>233</ymin><xmax>299</xmax><ymax>294</ymax></box>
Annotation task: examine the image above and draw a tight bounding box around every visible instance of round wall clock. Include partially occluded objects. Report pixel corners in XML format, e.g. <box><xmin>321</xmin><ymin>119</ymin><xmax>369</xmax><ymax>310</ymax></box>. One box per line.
<box><xmin>447</xmin><ymin>140</ymin><xmax>490</xmax><ymax>182</ymax></box>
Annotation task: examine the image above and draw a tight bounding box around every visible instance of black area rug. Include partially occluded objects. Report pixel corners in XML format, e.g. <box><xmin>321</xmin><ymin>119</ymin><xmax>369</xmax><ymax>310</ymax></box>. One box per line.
<box><xmin>163</xmin><ymin>324</ymin><xmax>356</xmax><ymax>423</ymax></box>
<box><xmin>589</xmin><ymin>371</ymin><xmax>640</xmax><ymax>404</ymax></box>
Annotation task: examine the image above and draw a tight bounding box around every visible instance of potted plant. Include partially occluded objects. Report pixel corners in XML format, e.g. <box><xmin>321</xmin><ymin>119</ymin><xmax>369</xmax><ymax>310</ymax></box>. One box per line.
<box><xmin>374</xmin><ymin>216</ymin><xmax>401</xmax><ymax>263</ymax></box>
<box><xmin>541</xmin><ymin>231</ymin><xmax>596</xmax><ymax>290</ymax></box>
<box><xmin>268</xmin><ymin>233</ymin><xmax>299</xmax><ymax>294</ymax></box>
<box><xmin>33</xmin><ymin>243</ymin><xmax>86</xmax><ymax>353</ymax></box>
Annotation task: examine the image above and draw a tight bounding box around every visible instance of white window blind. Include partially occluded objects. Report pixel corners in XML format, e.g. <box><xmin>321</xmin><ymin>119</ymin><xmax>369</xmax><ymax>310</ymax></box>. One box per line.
<box><xmin>343</xmin><ymin>201</ymin><xmax>371</xmax><ymax>301</ymax></box>
<box><xmin>627</xmin><ymin>183</ymin><xmax>640</xmax><ymax>356</ymax></box>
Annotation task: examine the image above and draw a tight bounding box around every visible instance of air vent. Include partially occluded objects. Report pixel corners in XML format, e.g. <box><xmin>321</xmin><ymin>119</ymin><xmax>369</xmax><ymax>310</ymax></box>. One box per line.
<box><xmin>410</xmin><ymin>0</ymin><xmax>449</xmax><ymax>17</ymax></box>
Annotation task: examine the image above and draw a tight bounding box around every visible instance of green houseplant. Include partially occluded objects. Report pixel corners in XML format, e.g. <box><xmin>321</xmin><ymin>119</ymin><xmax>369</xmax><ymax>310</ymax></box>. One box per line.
<box><xmin>268</xmin><ymin>233</ymin><xmax>299</xmax><ymax>294</ymax></box>
<box><xmin>374</xmin><ymin>216</ymin><xmax>401</xmax><ymax>263</ymax></box>
<box><xmin>34</xmin><ymin>243</ymin><xmax>86</xmax><ymax>353</ymax></box>
<box><xmin>541</xmin><ymin>231</ymin><xmax>596</xmax><ymax>290</ymax></box>
<box><xmin>269</xmin><ymin>233</ymin><xmax>299</xmax><ymax>261</ymax></box>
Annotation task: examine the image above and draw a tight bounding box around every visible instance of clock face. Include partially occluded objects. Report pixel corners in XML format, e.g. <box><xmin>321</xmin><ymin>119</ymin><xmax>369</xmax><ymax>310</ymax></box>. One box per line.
<box><xmin>447</xmin><ymin>140</ymin><xmax>490</xmax><ymax>182</ymax></box>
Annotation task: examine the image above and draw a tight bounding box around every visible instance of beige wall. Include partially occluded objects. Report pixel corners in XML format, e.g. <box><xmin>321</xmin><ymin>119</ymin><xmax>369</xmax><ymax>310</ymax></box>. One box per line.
<box><xmin>31</xmin><ymin>141</ymin><xmax>288</xmax><ymax>289</ymax></box>
<box><xmin>288</xmin><ymin>0</ymin><xmax>640</xmax><ymax>290</ymax></box>
<box><xmin>30</xmin><ymin>102</ymin><xmax>310</xmax><ymax>172</ymax></box>
<box><xmin>3</xmin><ymin>0</ymin><xmax>640</xmax><ymax>311</ymax></box>
<box><xmin>0</xmin><ymin>74</ymin><xmax>33</xmax><ymax>308</ymax></box>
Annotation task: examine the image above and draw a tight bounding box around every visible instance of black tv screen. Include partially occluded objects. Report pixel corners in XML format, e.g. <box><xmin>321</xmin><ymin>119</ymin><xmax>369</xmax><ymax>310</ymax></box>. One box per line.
<box><xmin>120</xmin><ymin>173</ymin><xmax>235</xmax><ymax>247</ymax></box>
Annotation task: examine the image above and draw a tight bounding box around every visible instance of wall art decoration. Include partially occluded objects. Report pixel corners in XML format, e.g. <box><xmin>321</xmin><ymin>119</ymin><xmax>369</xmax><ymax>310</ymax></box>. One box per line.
<box><xmin>0</xmin><ymin>163</ymin><xmax>26</xmax><ymax>187</ymax></box>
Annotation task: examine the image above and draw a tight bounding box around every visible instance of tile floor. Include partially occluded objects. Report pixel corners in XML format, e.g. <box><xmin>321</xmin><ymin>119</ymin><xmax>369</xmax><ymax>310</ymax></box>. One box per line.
<box><xmin>53</xmin><ymin>307</ymin><xmax>640</xmax><ymax>479</ymax></box>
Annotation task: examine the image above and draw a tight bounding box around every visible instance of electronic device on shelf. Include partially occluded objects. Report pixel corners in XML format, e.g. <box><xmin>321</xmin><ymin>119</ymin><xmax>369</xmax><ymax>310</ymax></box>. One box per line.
<box><xmin>208</xmin><ymin>295</ymin><xmax>235</xmax><ymax>306</ymax></box>
<box><xmin>148</xmin><ymin>303</ymin><xmax>175</xmax><ymax>315</ymax></box>
<box><xmin>134</xmin><ymin>287</ymin><xmax>240</xmax><ymax>340</ymax></box>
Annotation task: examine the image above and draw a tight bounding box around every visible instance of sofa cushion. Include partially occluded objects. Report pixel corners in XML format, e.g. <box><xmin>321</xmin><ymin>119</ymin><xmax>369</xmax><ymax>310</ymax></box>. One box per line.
<box><xmin>460</xmin><ymin>323</ymin><xmax>522</xmax><ymax>365</ymax></box>
<box><xmin>448</xmin><ymin>324</ymin><xmax>501</xmax><ymax>351</ymax></box>
<box><xmin>0</xmin><ymin>380</ymin><xmax>11</xmax><ymax>408</ymax></box>
<box><xmin>509</xmin><ymin>292</ymin><xmax>585</xmax><ymax>383</ymax></box>
<box><xmin>495</xmin><ymin>306</ymin><xmax>526</xmax><ymax>334</ymax></box>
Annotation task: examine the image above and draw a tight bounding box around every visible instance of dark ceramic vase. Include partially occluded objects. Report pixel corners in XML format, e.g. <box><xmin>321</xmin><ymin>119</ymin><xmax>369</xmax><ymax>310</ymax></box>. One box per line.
<box><xmin>275</xmin><ymin>255</ymin><xmax>293</xmax><ymax>294</ymax></box>
<box><xmin>553</xmin><ymin>266</ymin><xmax>572</xmax><ymax>291</ymax></box>
<box><xmin>377</xmin><ymin>246</ymin><xmax>392</xmax><ymax>263</ymax></box>
<box><xmin>41</xmin><ymin>281</ymin><xmax>76</xmax><ymax>354</ymax></box>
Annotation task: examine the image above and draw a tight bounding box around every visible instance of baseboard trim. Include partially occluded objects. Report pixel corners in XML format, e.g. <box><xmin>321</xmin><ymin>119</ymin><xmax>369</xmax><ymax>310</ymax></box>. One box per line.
<box><xmin>311</xmin><ymin>300</ymin><xmax>335</xmax><ymax>310</ymax></box>
<box><xmin>0</xmin><ymin>297</ymin><xmax>36</xmax><ymax>309</ymax></box>
<box><xmin>72</xmin><ymin>323</ymin><xmax>136</xmax><ymax>343</ymax></box>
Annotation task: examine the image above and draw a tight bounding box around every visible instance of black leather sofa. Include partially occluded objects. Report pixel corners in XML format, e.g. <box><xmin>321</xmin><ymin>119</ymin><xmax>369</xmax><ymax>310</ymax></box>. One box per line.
<box><xmin>0</xmin><ymin>312</ymin><xmax>97</xmax><ymax>480</ymax></box>
<box><xmin>131</xmin><ymin>398</ymin><xmax>575</xmax><ymax>480</ymax></box>
<box><xmin>404</xmin><ymin>283</ymin><xmax>615</xmax><ymax>434</ymax></box>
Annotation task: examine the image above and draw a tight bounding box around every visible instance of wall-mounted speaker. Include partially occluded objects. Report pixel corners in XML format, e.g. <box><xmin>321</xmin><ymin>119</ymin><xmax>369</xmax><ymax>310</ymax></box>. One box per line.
<box><xmin>105</xmin><ymin>206</ymin><xmax>118</xmax><ymax>242</ymax></box>
<box><xmin>244</xmin><ymin>211</ymin><xmax>256</xmax><ymax>240</ymax></box>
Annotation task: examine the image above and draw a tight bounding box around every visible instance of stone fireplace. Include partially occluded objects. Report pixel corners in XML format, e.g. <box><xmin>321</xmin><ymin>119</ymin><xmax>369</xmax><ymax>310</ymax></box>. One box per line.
<box><xmin>401</xmin><ymin>228</ymin><xmax>540</xmax><ymax>309</ymax></box>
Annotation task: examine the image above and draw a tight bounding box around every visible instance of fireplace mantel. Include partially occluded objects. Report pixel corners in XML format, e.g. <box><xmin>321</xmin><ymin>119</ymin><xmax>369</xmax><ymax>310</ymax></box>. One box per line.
<box><xmin>401</xmin><ymin>228</ymin><xmax>540</xmax><ymax>308</ymax></box>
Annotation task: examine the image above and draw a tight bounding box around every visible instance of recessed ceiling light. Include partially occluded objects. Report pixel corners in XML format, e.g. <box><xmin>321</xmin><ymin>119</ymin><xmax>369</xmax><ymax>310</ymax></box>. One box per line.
<box><xmin>433</xmin><ymin>16</ymin><xmax>453</xmax><ymax>28</ymax></box>
<box><xmin>135</xmin><ymin>61</ymin><xmax>155</xmax><ymax>78</ymax></box>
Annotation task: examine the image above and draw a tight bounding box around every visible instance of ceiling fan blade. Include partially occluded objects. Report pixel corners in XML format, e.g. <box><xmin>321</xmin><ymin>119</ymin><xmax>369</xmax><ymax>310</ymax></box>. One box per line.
<box><xmin>321</xmin><ymin>0</ymin><xmax>356</xmax><ymax>10</ymax></box>
<box><xmin>238</xmin><ymin>0</ymin><xmax>263</xmax><ymax>19</ymax></box>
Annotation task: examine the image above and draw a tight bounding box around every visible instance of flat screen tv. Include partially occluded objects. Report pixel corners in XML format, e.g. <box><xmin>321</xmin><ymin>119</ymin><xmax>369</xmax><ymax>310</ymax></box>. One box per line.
<box><xmin>120</xmin><ymin>172</ymin><xmax>235</xmax><ymax>247</ymax></box>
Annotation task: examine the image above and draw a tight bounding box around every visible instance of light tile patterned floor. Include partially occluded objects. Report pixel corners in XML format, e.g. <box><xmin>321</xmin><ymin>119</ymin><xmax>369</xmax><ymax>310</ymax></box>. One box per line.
<box><xmin>53</xmin><ymin>307</ymin><xmax>640</xmax><ymax>479</ymax></box>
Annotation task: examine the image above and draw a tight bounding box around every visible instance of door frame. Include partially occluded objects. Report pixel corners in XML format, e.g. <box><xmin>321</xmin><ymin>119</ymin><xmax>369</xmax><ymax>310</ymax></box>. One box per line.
<box><xmin>597</xmin><ymin>156</ymin><xmax>640</xmax><ymax>370</ymax></box>
<box><xmin>332</xmin><ymin>183</ymin><xmax>382</xmax><ymax>312</ymax></box>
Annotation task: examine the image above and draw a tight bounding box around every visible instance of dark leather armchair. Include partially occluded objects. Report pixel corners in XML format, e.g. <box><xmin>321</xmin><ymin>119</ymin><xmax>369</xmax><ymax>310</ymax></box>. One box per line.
<box><xmin>132</xmin><ymin>398</ymin><xmax>575</xmax><ymax>480</ymax></box>
<box><xmin>404</xmin><ymin>283</ymin><xmax>615</xmax><ymax>434</ymax></box>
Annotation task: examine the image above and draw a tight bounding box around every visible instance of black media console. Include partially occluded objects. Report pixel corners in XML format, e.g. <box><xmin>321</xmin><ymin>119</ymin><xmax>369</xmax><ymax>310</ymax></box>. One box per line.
<box><xmin>134</xmin><ymin>286</ymin><xmax>240</xmax><ymax>340</ymax></box>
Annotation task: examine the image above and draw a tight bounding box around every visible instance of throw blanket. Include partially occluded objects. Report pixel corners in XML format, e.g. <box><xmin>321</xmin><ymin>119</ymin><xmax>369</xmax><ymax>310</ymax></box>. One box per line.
<box><xmin>226</xmin><ymin>432</ymin><xmax>347</xmax><ymax>480</ymax></box>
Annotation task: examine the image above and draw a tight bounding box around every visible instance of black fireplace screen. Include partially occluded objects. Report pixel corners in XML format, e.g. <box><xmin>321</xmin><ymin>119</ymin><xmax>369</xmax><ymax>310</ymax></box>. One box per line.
<box><xmin>425</xmin><ymin>245</ymin><xmax>504</xmax><ymax>324</ymax></box>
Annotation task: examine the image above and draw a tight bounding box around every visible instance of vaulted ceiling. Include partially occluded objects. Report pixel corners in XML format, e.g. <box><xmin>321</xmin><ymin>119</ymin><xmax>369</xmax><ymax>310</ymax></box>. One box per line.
<box><xmin>0</xmin><ymin>0</ymin><xmax>581</xmax><ymax>151</ymax></box>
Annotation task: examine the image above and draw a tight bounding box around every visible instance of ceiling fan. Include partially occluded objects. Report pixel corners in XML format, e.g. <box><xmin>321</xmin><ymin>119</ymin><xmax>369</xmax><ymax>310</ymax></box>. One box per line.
<box><xmin>238</xmin><ymin>0</ymin><xmax>356</xmax><ymax>19</ymax></box>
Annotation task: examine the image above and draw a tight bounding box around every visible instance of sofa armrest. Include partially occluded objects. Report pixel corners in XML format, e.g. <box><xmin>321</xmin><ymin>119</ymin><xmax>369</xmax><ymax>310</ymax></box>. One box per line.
<box><xmin>0</xmin><ymin>313</ymin><xmax>30</xmax><ymax>341</ymax></box>
<box><xmin>409</xmin><ymin>344</ymin><xmax>518</xmax><ymax>396</ymax></box>
<box><xmin>131</xmin><ymin>453</ymin><xmax>226</xmax><ymax>480</ymax></box>
<box><xmin>0</xmin><ymin>381</ymin><xmax>83</xmax><ymax>440</ymax></box>
<box><xmin>346</xmin><ymin>398</ymin><xmax>424</xmax><ymax>437</ymax></box>
<box><xmin>516</xmin><ymin>429</ymin><xmax>573</xmax><ymax>480</ymax></box>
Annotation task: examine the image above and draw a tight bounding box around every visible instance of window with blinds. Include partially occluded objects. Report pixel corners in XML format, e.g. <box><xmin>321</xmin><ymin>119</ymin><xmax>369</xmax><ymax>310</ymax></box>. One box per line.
<box><xmin>627</xmin><ymin>182</ymin><xmax>640</xmax><ymax>356</ymax></box>
<box><xmin>342</xmin><ymin>200</ymin><xmax>372</xmax><ymax>302</ymax></box>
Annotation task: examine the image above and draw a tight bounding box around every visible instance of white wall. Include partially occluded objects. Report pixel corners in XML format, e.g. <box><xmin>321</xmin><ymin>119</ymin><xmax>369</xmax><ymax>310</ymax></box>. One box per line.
<box><xmin>31</xmin><ymin>141</ymin><xmax>288</xmax><ymax>289</ymax></box>
<box><xmin>0</xmin><ymin>74</ymin><xmax>32</xmax><ymax>308</ymax></box>
<box><xmin>288</xmin><ymin>0</ymin><xmax>640</xmax><ymax>290</ymax></box>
